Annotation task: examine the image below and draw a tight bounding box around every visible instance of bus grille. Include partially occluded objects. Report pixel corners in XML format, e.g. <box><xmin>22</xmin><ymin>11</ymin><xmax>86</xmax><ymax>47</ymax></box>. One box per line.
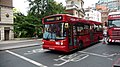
<box><xmin>111</xmin><ymin>36</ymin><xmax>120</xmax><ymax>40</ymax></box>
<box><xmin>112</xmin><ymin>30</ymin><xmax>120</xmax><ymax>36</ymax></box>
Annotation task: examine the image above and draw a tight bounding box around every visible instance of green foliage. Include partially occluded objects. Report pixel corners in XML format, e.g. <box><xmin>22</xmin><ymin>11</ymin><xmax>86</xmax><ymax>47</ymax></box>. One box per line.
<box><xmin>14</xmin><ymin>12</ymin><xmax>35</xmax><ymax>38</ymax></box>
<box><xmin>14</xmin><ymin>0</ymin><xmax>66</xmax><ymax>38</ymax></box>
<box><xmin>28</xmin><ymin>0</ymin><xmax>66</xmax><ymax>18</ymax></box>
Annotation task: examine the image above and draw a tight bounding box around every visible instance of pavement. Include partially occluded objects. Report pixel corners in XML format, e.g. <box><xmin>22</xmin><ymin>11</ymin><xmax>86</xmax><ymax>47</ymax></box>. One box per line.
<box><xmin>0</xmin><ymin>38</ymin><xmax>42</xmax><ymax>50</ymax></box>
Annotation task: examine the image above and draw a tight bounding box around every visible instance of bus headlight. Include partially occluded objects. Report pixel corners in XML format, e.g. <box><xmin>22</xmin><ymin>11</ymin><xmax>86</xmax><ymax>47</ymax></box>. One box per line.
<box><xmin>56</xmin><ymin>42</ymin><xmax>60</xmax><ymax>45</ymax></box>
<box><xmin>109</xmin><ymin>39</ymin><xmax>111</xmax><ymax>42</ymax></box>
<box><xmin>42</xmin><ymin>42</ymin><xmax>44</xmax><ymax>44</ymax></box>
<box><xmin>61</xmin><ymin>42</ymin><xmax>63</xmax><ymax>45</ymax></box>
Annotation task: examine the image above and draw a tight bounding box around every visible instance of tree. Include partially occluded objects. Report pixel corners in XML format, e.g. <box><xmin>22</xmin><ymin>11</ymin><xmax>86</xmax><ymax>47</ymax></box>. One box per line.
<box><xmin>27</xmin><ymin>0</ymin><xmax>66</xmax><ymax>18</ymax></box>
<box><xmin>27</xmin><ymin>0</ymin><xmax>66</xmax><ymax>37</ymax></box>
<box><xmin>13</xmin><ymin>0</ymin><xmax>66</xmax><ymax>38</ymax></box>
<box><xmin>13</xmin><ymin>9</ymin><xmax>36</xmax><ymax>38</ymax></box>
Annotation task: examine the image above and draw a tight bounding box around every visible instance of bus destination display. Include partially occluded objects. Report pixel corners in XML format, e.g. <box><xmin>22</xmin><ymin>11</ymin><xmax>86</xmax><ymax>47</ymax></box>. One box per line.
<box><xmin>44</xmin><ymin>16</ymin><xmax>62</xmax><ymax>22</ymax></box>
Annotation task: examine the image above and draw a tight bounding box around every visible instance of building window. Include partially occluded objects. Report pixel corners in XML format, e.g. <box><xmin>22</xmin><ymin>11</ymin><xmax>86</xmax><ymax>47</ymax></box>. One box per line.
<box><xmin>0</xmin><ymin>7</ymin><xmax>1</xmax><ymax>21</ymax></box>
<box><xmin>0</xmin><ymin>31</ymin><xmax>1</xmax><ymax>40</ymax></box>
<box><xmin>76</xmin><ymin>12</ymin><xmax>78</xmax><ymax>15</ymax></box>
<box><xmin>71</xmin><ymin>1</ymin><xmax>74</xmax><ymax>5</ymax></box>
<box><xmin>87</xmin><ymin>14</ymin><xmax>89</xmax><ymax>16</ymax></box>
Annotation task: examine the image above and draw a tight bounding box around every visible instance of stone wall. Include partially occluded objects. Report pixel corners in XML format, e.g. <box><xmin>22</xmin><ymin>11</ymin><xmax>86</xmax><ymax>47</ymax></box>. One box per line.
<box><xmin>1</xmin><ymin>7</ymin><xmax>13</xmax><ymax>24</ymax></box>
<box><xmin>0</xmin><ymin>25</ymin><xmax>14</xmax><ymax>40</ymax></box>
<box><xmin>0</xmin><ymin>0</ymin><xmax>14</xmax><ymax>40</ymax></box>
<box><xmin>0</xmin><ymin>0</ymin><xmax>13</xmax><ymax>7</ymax></box>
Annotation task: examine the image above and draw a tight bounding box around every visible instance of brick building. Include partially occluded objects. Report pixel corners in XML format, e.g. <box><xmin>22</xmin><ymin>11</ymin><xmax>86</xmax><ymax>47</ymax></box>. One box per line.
<box><xmin>0</xmin><ymin>0</ymin><xmax>14</xmax><ymax>40</ymax></box>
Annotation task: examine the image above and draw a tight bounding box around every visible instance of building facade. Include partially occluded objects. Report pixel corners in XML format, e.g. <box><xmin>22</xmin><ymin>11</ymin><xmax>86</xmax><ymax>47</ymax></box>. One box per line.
<box><xmin>96</xmin><ymin>0</ymin><xmax>120</xmax><ymax>11</ymax></box>
<box><xmin>65</xmin><ymin>0</ymin><xmax>85</xmax><ymax>18</ymax></box>
<box><xmin>95</xmin><ymin>0</ymin><xmax>110</xmax><ymax>23</ymax></box>
<box><xmin>84</xmin><ymin>8</ymin><xmax>101</xmax><ymax>22</ymax></box>
<box><xmin>0</xmin><ymin>0</ymin><xmax>14</xmax><ymax>40</ymax></box>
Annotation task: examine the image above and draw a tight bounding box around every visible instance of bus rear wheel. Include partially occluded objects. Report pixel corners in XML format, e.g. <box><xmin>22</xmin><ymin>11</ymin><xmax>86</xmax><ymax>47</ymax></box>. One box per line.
<box><xmin>98</xmin><ymin>37</ymin><xmax>100</xmax><ymax>42</ymax></box>
<box><xmin>78</xmin><ymin>41</ymin><xmax>83</xmax><ymax>50</ymax></box>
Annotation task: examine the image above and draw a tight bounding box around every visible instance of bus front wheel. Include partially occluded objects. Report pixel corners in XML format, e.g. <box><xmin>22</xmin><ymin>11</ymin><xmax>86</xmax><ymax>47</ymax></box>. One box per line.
<box><xmin>107</xmin><ymin>42</ymin><xmax>112</xmax><ymax>45</ymax></box>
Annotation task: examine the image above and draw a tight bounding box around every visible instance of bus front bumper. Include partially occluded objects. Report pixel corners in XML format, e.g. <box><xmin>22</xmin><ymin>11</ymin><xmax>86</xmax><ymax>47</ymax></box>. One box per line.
<box><xmin>43</xmin><ymin>45</ymin><xmax>69</xmax><ymax>52</ymax></box>
<box><xmin>108</xmin><ymin>39</ymin><xmax>120</xmax><ymax>43</ymax></box>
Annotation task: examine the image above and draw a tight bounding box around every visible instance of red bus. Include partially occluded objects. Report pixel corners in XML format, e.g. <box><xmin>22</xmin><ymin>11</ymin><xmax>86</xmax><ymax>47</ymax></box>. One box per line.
<box><xmin>42</xmin><ymin>14</ymin><xmax>103</xmax><ymax>52</ymax></box>
<box><xmin>107</xmin><ymin>12</ymin><xmax>120</xmax><ymax>44</ymax></box>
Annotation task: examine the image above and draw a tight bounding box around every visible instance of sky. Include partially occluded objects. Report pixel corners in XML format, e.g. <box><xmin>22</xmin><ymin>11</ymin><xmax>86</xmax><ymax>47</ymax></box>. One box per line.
<box><xmin>13</xmin><ymin>0</ymin><xmax>99</xmax><ymax>15</ymax></box>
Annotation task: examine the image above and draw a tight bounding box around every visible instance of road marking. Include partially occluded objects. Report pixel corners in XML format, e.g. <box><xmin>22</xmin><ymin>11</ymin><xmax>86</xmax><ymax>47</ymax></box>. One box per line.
<box><xmin>24</xmin><ymin>48</ymin><xmax>49</xmax><ymax>55</ymax></box>
<box><xmin>79</xmin><ymin>51</ymin><xmax>120</xmax><ymax>58</ymax></box>
<box><xmin>6</xmin><ymin>50</ymin><xmax>47</xmax><ymax>67</ymax></box>
<box><xmin>79</xmin><ymin>51</ymin><xmax>108</xmax><ymax>58</ymax></box>
<box><xmin>54</xmin><ymin>53</ymin><xmax>89</xmax><ymax>66</ymax></box>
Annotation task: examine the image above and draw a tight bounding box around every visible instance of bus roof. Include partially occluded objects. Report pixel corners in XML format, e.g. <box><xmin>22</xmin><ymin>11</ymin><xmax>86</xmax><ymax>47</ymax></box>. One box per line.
<box><xmin>108</xmin><ymin>12</ymin><xmax>120</xmax><ymax>20</ymax></box>
<box><xmin>109</xmin><ymin>12</ymin><xmax>120</xmax><ymax>15</ymax></box>
<box><xmin>42</xmin><ymin>14</ymin><xmax>98</xmax><ymax>25</ymax></box>
<box><xmin>87</xmin><ymin>20</ymin><xmax>101</xmax><ymax>25</ymax></box>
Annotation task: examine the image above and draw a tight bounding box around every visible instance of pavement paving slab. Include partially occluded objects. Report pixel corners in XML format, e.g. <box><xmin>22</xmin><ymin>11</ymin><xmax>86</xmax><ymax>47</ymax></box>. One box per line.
<box><xmin>0</xmin><ymin>39</ymin><xmax>42</xmax><ymax>50</ymax></box>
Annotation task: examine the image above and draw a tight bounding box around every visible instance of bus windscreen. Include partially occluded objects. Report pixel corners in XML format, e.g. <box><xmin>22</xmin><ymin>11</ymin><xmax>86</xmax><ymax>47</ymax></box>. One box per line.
<box><xmin>108</xmin><ymin>19</ymin><xmax>120</xmax><ymax>27</ymax></box>
<box><xmin>43</xmin><ymin>23</ymin><xmax>66</xmax><ymax>40</ymax></box>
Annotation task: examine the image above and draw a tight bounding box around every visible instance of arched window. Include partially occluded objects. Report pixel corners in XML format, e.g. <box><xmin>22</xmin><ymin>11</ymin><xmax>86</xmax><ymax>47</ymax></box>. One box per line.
<box><xmin>71</xmin><ymin>1</ymin><xmax>74</xmax><ymax>4</ymax></box>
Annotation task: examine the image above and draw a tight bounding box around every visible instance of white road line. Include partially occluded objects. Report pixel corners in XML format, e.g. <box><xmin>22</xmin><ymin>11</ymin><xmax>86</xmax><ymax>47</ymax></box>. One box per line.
<box><xmin>54</xmin><ymin>54</ymin><xmax>89</xmax><ymax>66</ymax></box>
<box><xmin>6</xmin><ymin>50</ymin><xmax>47</xmax><ymax>67</ymax></box>
<box><xmin>71</xmin><ymin>54</ymin><xmax>89</xmax><ymax>62</ymax></box>
<box><xmin>79</xmin><ymin>51</ymin><xmax>108</xmax><ymax>58</ymax></box>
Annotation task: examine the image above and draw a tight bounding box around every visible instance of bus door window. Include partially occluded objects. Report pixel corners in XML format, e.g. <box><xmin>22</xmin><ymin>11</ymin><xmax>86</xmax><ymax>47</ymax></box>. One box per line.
<box><xmin>73</xmin><ymin>25</ymin><xmax>77</xmax><ymax>46</ymax></box>
<box><xmin>68</xmin><ymin>24</ymin><xmax>73</xmax><ymax>46</ymax></box>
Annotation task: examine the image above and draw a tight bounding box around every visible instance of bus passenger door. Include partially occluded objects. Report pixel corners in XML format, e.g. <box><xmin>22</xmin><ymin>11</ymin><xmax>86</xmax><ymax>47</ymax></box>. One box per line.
<box><xmin>73</xmin><ymin>26</ymin><xmax>77</xmax><ymax>48</ymax></box>
<box><xmin>68</xmin><ymin>24</ymin><xmax>76</xmax><ymax>50</ymax></box>
<box><xmin>90</xmin><ymin>25</ymin><xmax>94</xmax><ymax>43</ymax></box>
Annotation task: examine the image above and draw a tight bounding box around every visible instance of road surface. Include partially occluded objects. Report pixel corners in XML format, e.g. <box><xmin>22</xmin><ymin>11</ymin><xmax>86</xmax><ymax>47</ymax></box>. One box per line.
<box><xmin>0</xmin><ymin>41</ymin><xmax>120</xmax><ymax>67</ymax></box>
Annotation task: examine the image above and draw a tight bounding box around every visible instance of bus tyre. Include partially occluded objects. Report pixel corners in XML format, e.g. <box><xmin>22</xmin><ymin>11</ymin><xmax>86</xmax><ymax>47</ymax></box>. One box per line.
<box><xmin>107</xmin><ymin>42</ymin><xmax>112</xmax><ymax>45</ymax></box>
<box><xmin>78</xmin><ymin>41</ymin><xmax>83</xmax><ymax>50</ymax></box>
<box><xmin>98</xmin><ymin>37</ymin><xmax>100</xmax><ymax>42</ymax></box>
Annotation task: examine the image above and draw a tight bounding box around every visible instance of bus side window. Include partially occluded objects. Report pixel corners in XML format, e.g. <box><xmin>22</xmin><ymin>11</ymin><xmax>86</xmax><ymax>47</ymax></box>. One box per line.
<box><xmin>98</xmin><ymin>25</ymin><xmax>103</xmax><ymax>32</ymax></box>
<box><xmin>94</xmin><ymin>25</ymin><xmax>98</xmax><ymax>32</ymax></box>
<box><xmin>90</xmin><ymin>25</ymin><xmax>94</xmax><ymax>30</ymax></box>
<box><xmin>73</xmin><ymin>26</ymin><xmax>77</xmax><ymax>36</ymax></box>
<box><xmin>77</xmin><ymin>24</ymin><xmax>84</xmax><ymax>35</ymax></box>
<box><xmin>84</xmin><ymin>24</ymin><xmax>89</xmax><ymax>34</ymax></box>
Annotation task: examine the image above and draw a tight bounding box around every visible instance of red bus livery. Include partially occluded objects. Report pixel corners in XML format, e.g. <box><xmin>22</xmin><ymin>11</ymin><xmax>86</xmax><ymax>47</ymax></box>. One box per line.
<box><xmin>107</xmin><ymin>12</ymin><xmax>120</xmax><ymax>44</ymax></box>
<box><xmin>42</xmin><ymin>14</ymin><xmax>103</xmax><ymax>52</ymax></box>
